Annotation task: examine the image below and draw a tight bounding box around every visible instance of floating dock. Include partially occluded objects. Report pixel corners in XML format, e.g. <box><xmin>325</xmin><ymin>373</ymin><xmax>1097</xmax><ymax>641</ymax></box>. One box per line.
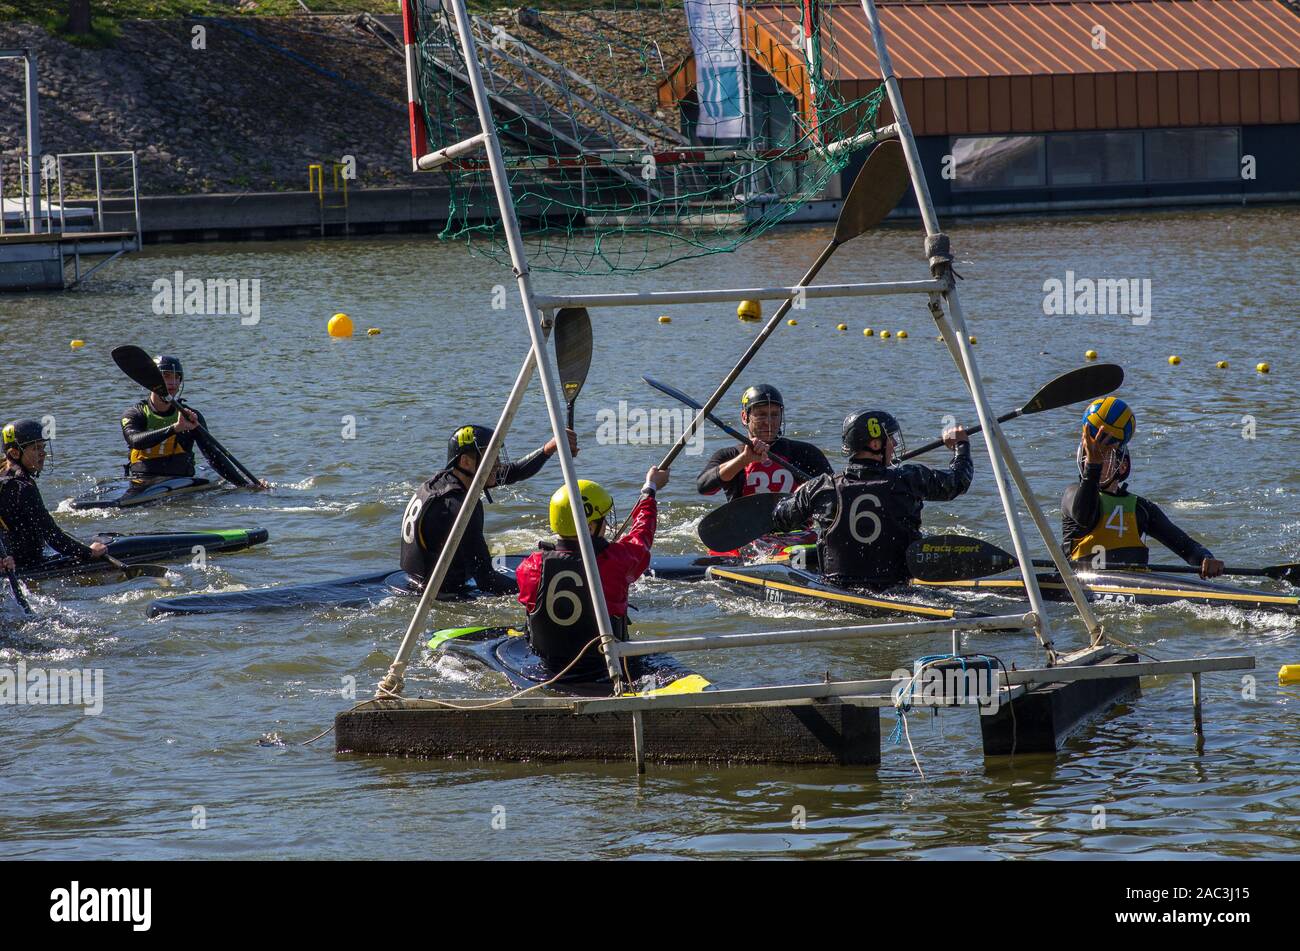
<box><xmin>336</xmin><ymin>648</ymin><xmax>1253</xmax><ymax>766</ymax></box>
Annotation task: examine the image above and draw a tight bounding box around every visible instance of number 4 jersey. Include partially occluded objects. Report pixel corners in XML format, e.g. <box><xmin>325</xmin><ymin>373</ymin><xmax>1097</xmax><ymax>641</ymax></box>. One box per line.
<box><xmin>771</xmin><ymin>446</ymin><xmax>973</xmax><ymax>587</ymax></box>
<box><xmin>695</xmin><ymin>437</ymin><xmax>834</xmax><ymax>501</ymax></box>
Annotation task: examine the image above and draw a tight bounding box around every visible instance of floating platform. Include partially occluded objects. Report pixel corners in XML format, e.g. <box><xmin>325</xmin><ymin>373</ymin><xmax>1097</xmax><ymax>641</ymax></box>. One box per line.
<box><xmin>335</xmin><ymin>649</ymin><xmax>1254</xmax><ymax>767</ymax></box>
<box><xmin>337</xmin><ymin>697</ymin><xmax>881</xmax><ymax>765</ymax></box>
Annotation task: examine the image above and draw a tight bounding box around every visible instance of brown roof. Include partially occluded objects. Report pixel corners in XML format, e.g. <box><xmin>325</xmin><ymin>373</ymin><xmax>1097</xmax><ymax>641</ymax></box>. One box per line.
<box><xmin>750</xmin><ymin>1</ymin><xmax>1300</xmax><ymax>78</ymax></box>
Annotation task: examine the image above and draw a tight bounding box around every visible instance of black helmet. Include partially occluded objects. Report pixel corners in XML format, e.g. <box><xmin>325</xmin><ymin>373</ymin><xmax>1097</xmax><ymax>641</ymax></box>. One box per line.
<box><xmin>740</xmin><ymin>384</ymin><xmax>783</xmax><ymax>413</ymax></box>
<box><xmin>842</xmin><ymin>410</ymin><xmax>905</xmax><ymax>458</ymax></box>
<box><xmin>3</xmin><ymin>419</ymin><xmax>47</xmax><ymax>453</ymax></box>
<box><xmin>154</xmin><ymin>354</ymin><xmax>184</xmax><ymax>377</ymax></box>
<box><xmin>446</xmin><ymin>425</ymin><xmax>495</xmax><ymax>465</ymax></box>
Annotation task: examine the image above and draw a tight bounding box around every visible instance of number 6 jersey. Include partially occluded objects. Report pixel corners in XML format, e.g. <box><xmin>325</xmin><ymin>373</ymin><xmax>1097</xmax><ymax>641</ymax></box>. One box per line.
<box><xmin>771</xmin><ymin>445</ymin><xmax>973</xmax><ymax>587</ymax></box>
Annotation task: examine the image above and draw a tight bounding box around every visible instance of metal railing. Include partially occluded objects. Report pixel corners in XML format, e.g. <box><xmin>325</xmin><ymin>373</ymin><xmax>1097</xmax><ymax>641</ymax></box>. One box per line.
<box><xmin>2</xmin><ymin>150</ymin><xmax>140</xmax><ymax>240</ymax></box>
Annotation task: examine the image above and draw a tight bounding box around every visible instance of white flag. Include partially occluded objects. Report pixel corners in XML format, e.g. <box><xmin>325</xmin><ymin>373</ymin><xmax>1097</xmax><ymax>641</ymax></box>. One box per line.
<box><xmin>685</xmin><ymin>0</ymin><xmax>747</xmax><ymax>140</ymax></box>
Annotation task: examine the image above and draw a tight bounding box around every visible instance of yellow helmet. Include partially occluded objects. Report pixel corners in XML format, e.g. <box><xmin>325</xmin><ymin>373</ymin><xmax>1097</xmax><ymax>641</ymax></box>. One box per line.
<box><xmin>549</xmin><ymin>480</ymin><xmax>615</xmax><ymax>536</ymax></box>
<box><xmin>737</xmin><ymin>299</ymin><xmax>761</xmax><ymax>321</ymax></box>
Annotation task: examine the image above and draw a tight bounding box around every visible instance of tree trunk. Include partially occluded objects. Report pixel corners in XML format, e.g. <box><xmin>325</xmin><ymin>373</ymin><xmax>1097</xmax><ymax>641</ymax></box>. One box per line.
<box><xmin>68</xmin><ymin>0</ymin><xmax>92</xmax><ymax>35</ymax></box>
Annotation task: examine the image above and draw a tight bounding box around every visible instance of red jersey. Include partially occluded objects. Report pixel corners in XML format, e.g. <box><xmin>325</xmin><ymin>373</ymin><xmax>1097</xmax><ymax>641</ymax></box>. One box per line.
<box><xmin>516</xmin><ymin>494</ymin><xmax>656</xmax><ymax>618</ymax></box>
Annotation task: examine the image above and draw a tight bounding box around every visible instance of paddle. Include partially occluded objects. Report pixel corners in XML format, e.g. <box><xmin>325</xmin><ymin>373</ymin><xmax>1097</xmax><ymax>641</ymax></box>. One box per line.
<box><xmin>642</xmin><ymin>376</ymin><xmax>814</xmax><ymax>482</ymax></box>
<box><xmin>698</xmin><ymin>492</ymin><xmax>790</xmax><ymax>553</ymax></box>
<box><xmin>616</xmin><ymin>139</ymin><xmax>910</xmax><ymax>539</ymax></box>
<box><xmin>907</xmin><ymin>533</ymin><xmax>1300</xmax><ymax>587</ymax></box>
<box><xmin>103</xmin><ymin>554</ymin><xmax>169</xmax><ymax>580</ymax></box>
<box><xmin>0</xmin><ymin>535</ymin><xmax>34</xmax><ymax>617</ymax></box>
<box><xmin>110</xmin><ymin>345</ymin><xmax>265</xmax><ymax>489</ymax></box>
<box><xmin>554</xmin><ymin>307</ymin><xmax>592</xmax><ymax>431</ymax></box>
<box><xmin>897</xmin><ymin>363</ymin><xmax>1124</xmax><ymax>461</ymax></box>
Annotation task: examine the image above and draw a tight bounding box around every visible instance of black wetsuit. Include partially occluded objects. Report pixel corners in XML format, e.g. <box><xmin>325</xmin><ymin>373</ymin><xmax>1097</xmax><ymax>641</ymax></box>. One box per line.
<box><xmin>696</xmin><ymin>437</ymin><xmax>833</xmax><ymax>501</ymax></box>
<box><xmin>0</xmin><ymin>465</ymin><xmax>96</xmax><ymax>571</ymax></box>
<box><xmin>1062</xmin><ymin>464</ymin><xmax>1212</xmax><ymax>567</ymax></box>
<box><xmin>120</xmin><ymin>399</ymin><xmax>246</xmax><ymax>483</ymax></box>
<box><xmin>771</xmin><ymin>445</ymin><xmax>973</xmax><ymax>587</ymax></box>
<box><xmin>399</xmin><ymin>448</ymin><xmax>551</xmax><ymax>593</ymax></box>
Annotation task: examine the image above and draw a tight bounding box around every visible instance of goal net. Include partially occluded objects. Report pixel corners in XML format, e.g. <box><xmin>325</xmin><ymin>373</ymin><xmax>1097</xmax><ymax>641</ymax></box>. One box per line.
<box><xmin>402</xmin><ymin>1</ymin><xmax>886</xmax><ymax>274</ymax></box>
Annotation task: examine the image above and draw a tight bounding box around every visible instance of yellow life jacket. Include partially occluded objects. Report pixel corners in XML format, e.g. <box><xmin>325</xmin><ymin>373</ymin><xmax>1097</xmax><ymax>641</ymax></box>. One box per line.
<box><xmin>127</xmin><ymin>402</ymin><xmax>184</xmax><ymax>465</ymax></box>
<box><xmin>1069</xmin><ymin>491</ymin><xmax>1148</xmax><ymax>565</ymax></box>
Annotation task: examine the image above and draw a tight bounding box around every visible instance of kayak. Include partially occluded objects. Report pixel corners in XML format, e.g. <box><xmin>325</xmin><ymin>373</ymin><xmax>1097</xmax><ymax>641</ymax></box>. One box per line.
<box><xmin>711</xmin><ymin>558</ymin><xmax>1299</xmax><ymax>619</ymax></box>
<box><xmin>70</xmin><ymin>475</ymin><xmax>219</xmax><ymax>510</ymax></box>
<box><xmin>148</xmin><ymin>552</ymin><xmax>738</xmax><ymax>617</ymax></box>
<box><xmin>707</xmin><ymin>562</ymin><xmax>988</xmax><ymax>621</ymax></box>
<box><xmin>915</xmin><ymin>570</ymin><xmax>1300</xmax><ymax>616</ymax></box>
<box><xmin>18</xmin><ymin>528</ymin><xmax>269</xmax><ymax>582</ymax></box>
<box><xmin>428</xmin><ymin>625</ymin><xmax>711</xmax><ymax>698</ymax></box>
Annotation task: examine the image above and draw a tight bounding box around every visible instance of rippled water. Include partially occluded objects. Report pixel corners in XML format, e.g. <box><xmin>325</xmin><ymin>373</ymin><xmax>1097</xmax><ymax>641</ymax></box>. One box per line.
<box><xmin>1</xmin><ymin>205</ymin><xmax>1297</xmax><ymax>858</ymax></box>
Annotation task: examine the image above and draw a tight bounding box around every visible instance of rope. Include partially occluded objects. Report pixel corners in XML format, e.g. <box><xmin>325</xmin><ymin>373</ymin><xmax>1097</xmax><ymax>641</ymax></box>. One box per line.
<box><xmin>301</xmin><ymin>633</ymin><xmax>612</xmax><ymax>746</ymax></box>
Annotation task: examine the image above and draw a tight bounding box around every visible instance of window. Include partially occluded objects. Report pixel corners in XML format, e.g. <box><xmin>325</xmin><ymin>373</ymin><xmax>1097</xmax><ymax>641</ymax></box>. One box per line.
<box><xmin>1145</xmin><ymin>128</ymin><xmax>1239</xmax><ymax>182</ymax></box>
<box><xmin>1048</xmin><ymin>132</ymin><xmax>1142</xmax><ymax>185</ymax></box>
<box><xmin>951</xmin><ymin>136</ymin><xmax>1044</xmax><ymax>190</ymax></box>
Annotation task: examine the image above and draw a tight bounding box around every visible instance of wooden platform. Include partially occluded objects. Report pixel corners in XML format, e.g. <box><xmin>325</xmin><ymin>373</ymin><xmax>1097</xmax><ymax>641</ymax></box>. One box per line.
<box><xmin>981</xmin><ymin>652</ymin><xmax>1142</xmax><ymax>755</ymax></box>
<box><xmin>334</xmin><ymin>652</ymin><xmax>1253</xmax><ymax>767</ymax></box>
<box><xmin>336</xmin><ymin>698</ymin><xmax>882</xmax><ymax>765</ymax></box>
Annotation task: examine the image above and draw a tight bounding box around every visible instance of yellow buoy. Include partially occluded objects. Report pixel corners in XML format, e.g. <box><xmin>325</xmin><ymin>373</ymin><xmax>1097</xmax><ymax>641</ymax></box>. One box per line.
<box><xmin>367</xmin><ymin>328</ymin><xmax>381</xmax><ymax>336</ymax></box>
<box><xmin>787</xmin><ymin>318</ymin><xmax>797</xmax><ymax>326</ymax></box>
<box><xmin>328</xmin><ymin>312</ymin><xmax>354</xmax><ymax>338</ymax></box>
<box><xmin>897</xmin><ymin>330</ymin><xmax>908</xmax><ymax>339</ymax></box>
<box><xmin>1215</xmin><ymin>360</ymin><xmax>1228</xmax><ymax>369</ymax></box>
<box><xmin>1280</xmin><ymin>664</ymin><xmax>1300</xmax><ymax>686</ymax></box>
<box><xmin>968</xmin><ymin>336</ymin><xmax>977</xmax><ymax>345</ymax></box>
<box><xmin>1168</xmin><ymin>355</ymin><xmax>1181</xmax><ymax>365</ymax></box>
<box><xmin>658</xmin><ymin>315</ymin><xmax>671</xmax><ymax>324</ymax></box>
<box><xmin>863</xmin><ymin>328</ymin><xmax>873</xmax><ymax>337</ymax></box>
<box><xmin>836</xmin><ymin>323</ymin><xmax>847</xmax><ymax>331</ymax></box>
<box><xmin>880</xmin><ymin>330</ymin><xmax>891</xmax><ymax>339</ymax></box>
<box><xmin>1085</xmin><ymin>349</ymin><xmax>1098</xmax><ymax>361</ymax></box>
<box><xmin>70</xmin><ymin>339</ymin><xmax>85</xmax><ymax>349</ymax></box>
<box><xmin>1257</xmin><ymin>362</ymin><xmax>1271</xmax><ymax>374</ymax></box>
<box><xmin>737</xmin><ymin>299</ymin><xmax>761</xmax><ymax>321</ymax></box>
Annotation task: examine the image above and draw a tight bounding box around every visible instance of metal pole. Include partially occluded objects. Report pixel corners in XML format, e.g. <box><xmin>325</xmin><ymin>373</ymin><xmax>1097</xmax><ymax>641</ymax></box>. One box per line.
<box><xmin>377</xmin><ymin>343</ymin><xmax>539</xmax><ymax>696</ymax></box>
<box><xmin>445</xmin><ymin>0</ymin><xmax>625</xmax><ymax>687</ymax></box>
<box><xmin>56</xmin><ymin>154</ymin><xmax>66</xmax><ymax>233</ymax></box>
<box><xmin>927</xmin><ymin>294</ymin><xmax>1102</xmax><ymax>641</ymax></box>
<box><xmin>23</xmin><ymin>52</ymin><xmax>41</xmax><ymax>235</ymax></box>
<box><xmin>858</xmin><ymin>0</ymin><xmax>1061</xmax><ymax>656</ymax></box>
<box><xmin>1192</xmin><ymin>671</ymin><xmax>1204</xmax><ymax>753</ymax></box>
<box><xmin>94</xmin><ymin>153</ymin><xmax>104</xmax><ymax>231</ymax></box>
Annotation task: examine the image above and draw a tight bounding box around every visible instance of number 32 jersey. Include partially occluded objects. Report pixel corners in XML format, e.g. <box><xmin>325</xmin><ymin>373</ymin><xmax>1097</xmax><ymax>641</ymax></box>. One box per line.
<box><xmin>770</xmin><ymin>446</ymin><xmax>973</xmax><ymax>587</ymax></box>
<box><xmin>695</xmin><ymin>437</ymin><xmax>834</xmax><ymax>501</ymax></box>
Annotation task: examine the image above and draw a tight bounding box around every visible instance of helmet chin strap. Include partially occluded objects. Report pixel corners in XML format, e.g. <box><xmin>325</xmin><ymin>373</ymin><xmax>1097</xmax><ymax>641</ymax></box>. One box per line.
<box><xmin>453</xmin><ymin>456</ymin><xmax>493</xmax><ymax>503</ymax></box>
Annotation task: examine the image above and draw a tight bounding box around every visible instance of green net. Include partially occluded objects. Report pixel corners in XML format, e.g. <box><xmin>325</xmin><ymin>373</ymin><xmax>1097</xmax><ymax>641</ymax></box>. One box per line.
<box><xmin>405</xmin><ymin>1</ymin><xmax>886</xmax><ymax>274</ymax></box>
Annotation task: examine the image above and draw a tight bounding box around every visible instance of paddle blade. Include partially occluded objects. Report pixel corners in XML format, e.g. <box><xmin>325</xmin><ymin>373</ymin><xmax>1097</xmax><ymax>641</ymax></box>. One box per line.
<box><xmin>698</xmin><ymin>492</ymin><xmax>789</xmax><ymax>554</ymax></box>
<box><xmin>834</xmin><ymin>140</ymin><xmax>910</xmax><ymax>243</ymax></box>
<box><xmin>1020</xmin><ymin>364</ymin><xmax>1124</xmax><ymax>416</ymax></box>
<box><xmin>554</xmin><ymin>307</ymin><xmax>593</xmax><ymax>406</ymax></box>
<box><xmin>907</xmin><ymin>534</ymin><xmax>1016</xmax><ymax>582</ymax></box>
<box><xmin>111</xmin><ymin>345</ymin><xmax>167</xmax><ymax>397</ymax></box>
<box><xmin>1264</xmin><ymin>563</ymin><xmax>1300</xmax><ymax>587</ymax></box>
<box><xmin>120</xmin><ymin>563</ymin><xmax>170</xmax><ymax>580</ymax></box>
<box><xmin>643</xmin><ymin>375</ymin><xmax>704</xmax><ymax>413</ymax></box>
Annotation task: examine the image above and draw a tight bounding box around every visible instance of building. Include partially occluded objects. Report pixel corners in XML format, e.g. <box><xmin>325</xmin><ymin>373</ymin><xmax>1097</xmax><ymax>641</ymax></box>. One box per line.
<box><xmin>660</xmin><ymin>0</ymin><xmax>1300</xmax><ymax>216</ymax></box>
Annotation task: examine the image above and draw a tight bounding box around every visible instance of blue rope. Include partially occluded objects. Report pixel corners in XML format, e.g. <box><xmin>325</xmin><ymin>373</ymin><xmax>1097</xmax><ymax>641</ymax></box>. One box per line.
<box><xmin>889</xmin><ymin>653</ymin><xmax>1000</xmax><ymax>745</ymax></box>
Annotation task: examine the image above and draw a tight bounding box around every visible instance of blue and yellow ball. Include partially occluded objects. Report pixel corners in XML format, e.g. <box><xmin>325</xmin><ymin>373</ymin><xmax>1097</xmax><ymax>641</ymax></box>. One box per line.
<box><xmin>1083</xmin><ymin>397</ymin><xmax>1135</xmax><ymax>444</ymax></box>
